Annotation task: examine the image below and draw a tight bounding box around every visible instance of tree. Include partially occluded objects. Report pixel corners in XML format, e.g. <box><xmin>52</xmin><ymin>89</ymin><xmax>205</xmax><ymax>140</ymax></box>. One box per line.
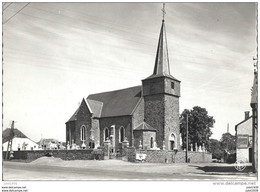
<box><xmin>220</xmin><ymin>133</ymin><xmax>236</xmax><ymax>153</ymax></box>
<box><xmin>208</xmin><ymin>133</ymin><xmax>236</xmax><ymax>161</ymax></box>
<box><xmin>208</xmin><ymin>139</ymin><xmax>222</xmax><ymax>160</ymax></box>
<box><xmin>180</xmin><ymin>106</ymin><xmax>215</xmax><ymax>151</ymax></box>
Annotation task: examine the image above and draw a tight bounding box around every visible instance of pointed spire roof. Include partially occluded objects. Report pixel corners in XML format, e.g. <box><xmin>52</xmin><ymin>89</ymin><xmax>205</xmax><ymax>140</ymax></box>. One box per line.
<box><xmin>145</xmin><ymin>19</ymin><xmax>179</xmax><ymax>81</ymax></box>
<box><xmin>153</xmin><ymin>20</ymin><xmax>170</xmax><ymax>76</ymax></box>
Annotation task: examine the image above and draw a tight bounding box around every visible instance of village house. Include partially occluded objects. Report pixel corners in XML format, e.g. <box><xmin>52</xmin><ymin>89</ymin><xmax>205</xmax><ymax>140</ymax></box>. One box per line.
<box><xmin>2</xmin><ymin>128</ymin><xmax>39</xmax><ymax>151</ymax></box>
<box><xmin>38</xmin><ymin>138</ymin><xmax>65</xmax><ymax>150</ymax></box>
<box><xmin>235</xmin><ymin>111</ymin><xmax>253</xmax><ymax>163</ymax></box>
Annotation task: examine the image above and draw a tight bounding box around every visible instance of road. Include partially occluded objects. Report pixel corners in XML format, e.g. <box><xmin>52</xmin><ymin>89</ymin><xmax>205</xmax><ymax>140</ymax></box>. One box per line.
<box><xmin>2</xmin><ymin>158</ymin><xmax>257</xmax><ymax>180</ymax></box>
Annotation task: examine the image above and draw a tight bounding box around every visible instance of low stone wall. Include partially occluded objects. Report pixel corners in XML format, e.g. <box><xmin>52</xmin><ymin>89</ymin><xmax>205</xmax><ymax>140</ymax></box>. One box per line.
<box><xmin>3</xmin><ymin>149</ymin><xmax>104</xmax><ymax>161</ymax></box>
<box><xmin>3</xmin><ymin>148</ymin><xmax>211</xmax><ymax>163</ymax></box>
<box><xmin>123</xmin><ymin>149</ymin><xmax>212</xmax><ymax>163</ymax></box>
<box><xmin>188</xmin><ymin>151</ymin><xmax>212</xmax><ymax>163</ymax></box>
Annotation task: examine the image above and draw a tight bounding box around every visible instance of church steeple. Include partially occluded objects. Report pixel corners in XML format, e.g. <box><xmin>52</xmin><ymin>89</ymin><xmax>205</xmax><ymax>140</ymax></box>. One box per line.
<box><xmin>153</xmin><ymin>19</ymin><xmax>170</xmax><ymax>76</ymax></box>
<box><xmin>142</xmin><ymin>3</ymin><xmax>181</xmax><ymax>150</ymax></box>
<box><xmin>145</xmin><ymin>3</ymin><xmax>179</xmax><ymax>81</ymax></box>
<box><xmin>153</xmin><ymin>3</ymin><xmax>170</xmax><ymax>76</ymax></box>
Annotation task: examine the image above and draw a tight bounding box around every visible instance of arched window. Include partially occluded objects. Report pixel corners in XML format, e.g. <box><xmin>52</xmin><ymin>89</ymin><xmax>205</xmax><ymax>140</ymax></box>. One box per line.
<box><xmin>119</xmin><ymin>127</ymin><xmax>125</xmax><ymax>143</ymax></box>
<box><xmin>81</xmin><ymin>125</ymin><xmax>86</xmax><ymax>141</ymax></box>
<box><xmin>169</xmin><ymin>133</ymin><xmax>176</xmax><ymax>150</ymax></box>
<box><xmin>150</xmin><ymin>137</ymin><xmax>154</xmax><ymax>149</ymax></box>
<box><xmin>104</xmin><ymin>127</ymin><xmax>109</xmax><ymax>141</ymax></box>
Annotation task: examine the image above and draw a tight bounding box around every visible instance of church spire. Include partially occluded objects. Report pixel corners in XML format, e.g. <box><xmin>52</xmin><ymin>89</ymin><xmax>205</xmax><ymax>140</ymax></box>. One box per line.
<box><xmin>153</xmin><ymin>3</ymin><xmax>170</xmax><ymax>76</ymax></box>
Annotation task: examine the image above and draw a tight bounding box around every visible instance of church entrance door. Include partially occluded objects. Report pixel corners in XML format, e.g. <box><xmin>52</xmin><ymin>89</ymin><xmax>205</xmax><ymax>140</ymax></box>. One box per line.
<box><xmin>169</xmin><ymin>133</ymin><xmax>176</xmax><ymax>150</ymax></box>
<box><xmin>170</xmin><ymin>141</ymin><xmax>175</xmax><ymax>150</ymax></box>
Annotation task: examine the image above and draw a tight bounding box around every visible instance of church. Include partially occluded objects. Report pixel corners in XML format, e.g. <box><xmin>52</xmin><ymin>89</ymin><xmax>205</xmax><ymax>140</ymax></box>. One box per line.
<box><xmin>65</xmin><ymin>15</ymin><xmax>181</xmax><ymax>154</ymax></box>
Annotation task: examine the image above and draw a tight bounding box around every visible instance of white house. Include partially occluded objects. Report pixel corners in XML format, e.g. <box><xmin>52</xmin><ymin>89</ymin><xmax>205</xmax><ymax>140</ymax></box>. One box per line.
<box><xmin>235</xmin><ymin>111</ymin><xmax>253</xmax><ymax>163</ymax></box>
<box><xmin>3</xmin><ymin>136</ymin><xmax>39</xmax><ymax>151</ymax></box>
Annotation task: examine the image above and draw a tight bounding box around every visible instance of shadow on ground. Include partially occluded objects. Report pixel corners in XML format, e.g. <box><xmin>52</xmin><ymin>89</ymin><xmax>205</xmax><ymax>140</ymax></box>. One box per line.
<box><xmin>189</xmin><ymin>164</ymin><xmax>253</xmax><ymax>173</ymax></box>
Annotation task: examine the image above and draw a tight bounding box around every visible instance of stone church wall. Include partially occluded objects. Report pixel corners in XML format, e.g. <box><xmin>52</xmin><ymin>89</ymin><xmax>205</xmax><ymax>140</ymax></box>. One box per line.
<box><xmin>74</xmin><ymin>102</ymin><xmax>92</xmax><ymax>147</ymax></box>
<box><xmin>91</xmin><ymin>118</ymin><xmax>100</xmax><ymax>147</ymax></box>
<box><xmin>133</xmin><ymin>131</ymin><xmax>143</xmax><ymax>149</ymax></box>
<box><xmin>144</xmin><ymin>94</ymin><xmax>165</xmax><ymax>149</ymax></box>
<box><xmin>133</xmin><ymin>131</ymin><xmax>156</xmax><ymax>150</ymax></box>
<box><xmin>164</xmin><ymin>95</ymin><xmax>180</xmax><ymax>150</ymax></box>
<box><xmin>66</xmin><ymin>121</ymin><xmax>75</xmax><ymax>144</ymax></box>
<box><xmin>99</xmin><ymin>116</ymin><xmax>132</xmax><ymax>152</ymax></box>
<box><xmin>143</xmin><ymin>132</ymin><xmax>156</xmax><ymax>150</ymax></box>
<box><xmin>164</xmin><ymin>78</ymin><xmax>181</xmax><ymax>97</ymax></box>
<box><xmin>132</xmin><ymin>98</ymin><xmax>144</xmax><ymax>128</ymax></box>
<box><xmin>132</xmin><ymin>98</ymin><xmax>144</xmax><ymax>148</ymax></box>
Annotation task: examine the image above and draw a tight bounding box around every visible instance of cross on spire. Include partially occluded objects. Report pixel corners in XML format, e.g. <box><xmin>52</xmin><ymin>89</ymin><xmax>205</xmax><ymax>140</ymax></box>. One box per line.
<box><xmin>161</xmin><ymin>3</ymin><xmax>166</xmax><ymax>21</ymax></box>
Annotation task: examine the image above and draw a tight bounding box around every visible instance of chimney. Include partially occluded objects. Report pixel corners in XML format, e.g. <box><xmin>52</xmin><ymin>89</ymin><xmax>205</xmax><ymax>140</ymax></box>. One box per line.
<box><xmin>245</xmin><ymin>111</ymin><xmax>250</xmax><ymax>120</ymax></box>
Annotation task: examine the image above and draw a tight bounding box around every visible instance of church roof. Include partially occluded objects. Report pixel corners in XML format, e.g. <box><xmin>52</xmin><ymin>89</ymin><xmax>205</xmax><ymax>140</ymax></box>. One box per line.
<box><xmin>87</xmin><ymin>99</ymin><xmax>103</xmax><ymax>118</ymax></box>
<box><xmin>87</xmin><ymin>86</ymin><xmax>142</xmax><ymax>118</ymax></box>
<box><xmin>67</xmin><ymin>107</ymin><xmax>79</xmax><ymax>122</ymax></box>
<box><xmin>134</xmin><ymin>122</ymin><xmax>156</xmax><ymax>132</ymax></box>
<box><xmin>145</xmin><ymin>73</ymin><xmax>180</xmax><ymax>81</ymax></box>
<box><xmin>154</xmin><ymin>20</ymin><xmax>170</xmax><ymax>76</ymax></box>
<box><xmin>66</xmin><ymin>98</ymin><xmax>100</xmax><ymax>122</ymax></box>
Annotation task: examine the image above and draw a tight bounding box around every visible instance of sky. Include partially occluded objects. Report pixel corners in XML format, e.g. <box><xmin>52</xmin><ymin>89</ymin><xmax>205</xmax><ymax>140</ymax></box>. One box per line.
<box><xmin>2</xmin><ymin>2</ymin><xmax>257</xmax><ymax>142</ymax></box>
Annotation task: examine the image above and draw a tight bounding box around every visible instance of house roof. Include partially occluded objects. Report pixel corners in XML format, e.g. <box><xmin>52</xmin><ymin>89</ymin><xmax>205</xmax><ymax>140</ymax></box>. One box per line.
<box><xmin>38</xmin><ymin>138</ymin><xmax>60</xmax><ymax>144</ymax></box>
<box><xmin>87</xmin><ymin>86</ymin><xmax>142</xmax><ymax>118</ymax></box>
<box><xmin>235</xmin><ymin>116</ymin><xmax>252</xmax><ymax>131</ymax></box>
<box><xmin>134</xmin><ymin>122</ymin><xmax>156</xmax><ymax>132</ymax></box>
<box><xmin>2</xmin><ymin>128</ymin><xmax>28</xmax><ymax>143</ymax></box>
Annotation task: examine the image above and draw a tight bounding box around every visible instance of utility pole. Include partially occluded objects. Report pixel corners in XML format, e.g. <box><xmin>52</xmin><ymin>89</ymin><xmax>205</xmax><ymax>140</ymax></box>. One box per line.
<box><xmin>186</xmin><ymin>114</ymin><xmax>189</xmax><ymax>163</ymax></box>
<box><xmin>5</xmin><ymin>121</ymin><xmax>15</xmax><ymax>160</ymax></box>
<box><xmin>227</xmin><ymin>123</ymin><xmax>229</xmax><ymax>152</ymax></box>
